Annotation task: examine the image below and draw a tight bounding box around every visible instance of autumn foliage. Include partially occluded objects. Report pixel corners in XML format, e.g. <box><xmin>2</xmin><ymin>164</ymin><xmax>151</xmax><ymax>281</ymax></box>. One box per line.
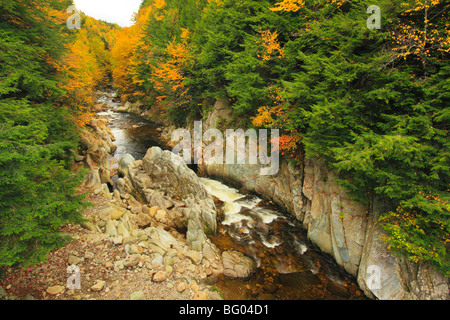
<box><xmin>60</xmin><ymin>15</ymin><xmax>120</xmax><ymax>127</ymax></box>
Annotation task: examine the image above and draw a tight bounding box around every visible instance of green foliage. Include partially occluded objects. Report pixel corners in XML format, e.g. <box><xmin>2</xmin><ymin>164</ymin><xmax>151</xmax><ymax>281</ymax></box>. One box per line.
<box><xmin>0</xmin><ymin>0</ymin><xmax>87</xmax><ymax>269</ymax></box>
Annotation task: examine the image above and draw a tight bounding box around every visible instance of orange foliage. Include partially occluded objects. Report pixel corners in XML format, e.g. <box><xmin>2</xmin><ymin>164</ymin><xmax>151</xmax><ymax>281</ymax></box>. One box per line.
<box><xmin>252</xmin><ymin>87</ymin><xmax>302</xmax><ymax>158</ymax></box>
<box><xmin>152</xmin><ymin>29</ymin><xmax>190</xmax><ymax>94</ymax></box>
<box><xmin>59</xmin><ymin>16</ymin><xmax>119</xmax><ymax>127</ymax></box>
<box><xmin>269</xmin><ymin>0</ymin><xmax>305</xmax><ymax>12</ymax></box>
<box><xmin>111</xmin><ymin>5</ymin><xmax>152</xmax><ymax>101</ymax></box>
<box><xmin>256</xmin><ymin>30</ymin><xmax>285</xmax><ymax>61</ymax></box>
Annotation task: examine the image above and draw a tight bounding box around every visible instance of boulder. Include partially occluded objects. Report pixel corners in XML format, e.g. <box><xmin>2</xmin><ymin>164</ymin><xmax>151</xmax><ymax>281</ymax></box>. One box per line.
<box><xmin>128</xmin><ymin>147</ymin><xmax>217</xmax><ymax>252</ymax></box>
<box><xmin>119</xmin><ymin>154</ymin><xmax>135</xmax><ymax>178</ymax></box>
<box><xmin>90</xmin><ymin>280</ymin><xmax>106</xmax><ymax>292</ymax></box>
<box><xmin>123</xmin><ymin>254</ymin><xmax>141</xmax><ymax>268</ymax></box>
<box><xmin>222</xmin><ymin>251</ymin><xmax>256</xmax><ymax>279</ymax></box>
<box><xmin>46</xmin><ymin>285</ymin><xmax>64</xmax><ymax>295</ymax></box>
<box><xmin>101</xmin><ymin>205</ymin><xmax>127</xmax><ymax>221</ymax></box>
<box><xmin>152</xmin><ymin>271</ymin><xmax>166</xmax><ymax>282</ymax></box>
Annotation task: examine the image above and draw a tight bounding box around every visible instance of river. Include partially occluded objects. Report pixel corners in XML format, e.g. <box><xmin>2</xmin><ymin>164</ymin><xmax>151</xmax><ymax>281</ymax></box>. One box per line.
<box><xmin>96</xmin><ymin>91</ymin><xmax>368</xmax><ymax>300</ymax></box>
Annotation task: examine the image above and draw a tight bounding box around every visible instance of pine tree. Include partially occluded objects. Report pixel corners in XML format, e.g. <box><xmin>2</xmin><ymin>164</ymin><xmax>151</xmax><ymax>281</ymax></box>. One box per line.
<box><xmin>0</xmin><ymin>0</ymin><xmax>88</xmax><ymax>269</ymax></box>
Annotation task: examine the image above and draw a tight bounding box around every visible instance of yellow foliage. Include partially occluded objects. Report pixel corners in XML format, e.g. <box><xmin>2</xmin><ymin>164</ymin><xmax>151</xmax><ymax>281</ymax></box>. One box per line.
<box><xmin>391</xmin><ymin>0</ymin><xmax>450</xmax><ymax>60</ymax></box>
<box><xmin>269</xmin><ymin>0</ymin><xmax>305</xmax><ymax>12</ymax></box>
<box><xmin>256</xmin><ymin>30</ymin><xmax>285</xmax><ymax>61</ymax></box>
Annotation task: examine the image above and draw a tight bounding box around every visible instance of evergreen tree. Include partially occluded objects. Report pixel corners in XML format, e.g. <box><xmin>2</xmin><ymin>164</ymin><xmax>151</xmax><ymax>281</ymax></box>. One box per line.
<box><xmin>0</xmin><ymin>0</ymin><xmax>87</xmax><ymax>269</ymax></box>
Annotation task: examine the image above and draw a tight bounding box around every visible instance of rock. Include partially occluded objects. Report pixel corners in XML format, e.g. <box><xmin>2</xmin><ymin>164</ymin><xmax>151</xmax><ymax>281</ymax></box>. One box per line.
<box><xmin>101</xmin><ymin>205</ymin><xmax>127</xmax><ymax>220</ymax></box>
<box><xmin>105</xmin><ymin>220</ymin><xmax>118</xmax><ymax>237</ymax></box>
<box><xmin>222</xmin><ymin>251</ymin><xmax>256</xmax><ymax>279</ymax></box>
<box><xmin>357</xmin><ymin>212</ymin><xmax>450</xmax><ymax>300</ymax></box>
<box><xmin>130</xmin><ymin>291</ymin><xmax>144</xmax><ymax>300</ymax></box>
<box><xmin>123</xmin><ymin>254</ymin><xmax>141</xmax><ymax>268</ymax></box>
<box><xmin>327</xmin><ymin>281</ymin><xmax>350</xmax><ymax>298</ymax></box>
<box><xmin>84</xmin><ymin>252</ymin><xmax>95</xmax><ymax>260</ymax></box>
<box><xmin>202</xmin><ymin>241</ymin><xmax>221</xmax><ymax>262</ymax></box>
<box><xmin>68</xmin><ymin>255</ymin><xmax>81</xmax><ymax>266</ymax></box>
<box><xmin>80</xmin><ymin>221</ymin><xmax>98</xmax><ymax>232</ymax></box>
<box><xmin>151</xmin><ymin>253</ymin><xmax>164</xmax><ymax>267</ymax></box>
<box><xmin>113</xmin><ymin>190</ymin><xmax>121</xmax><ymax>202</ymax></box>
<box><xmin>136</xmin><ymin>212</ymin><xmax>152</xmax><ymax>229</ymax></box>
<box><xmin>23</xmin><ymin>294</ymin><xmax>35</xmax><ymax>300</ymax></box>
<box><xmin>190</xmin><ymin>283</ymin><xmax>199</xmax><ymax>293</ymax></box>
<box><xmin>177</xmin><ymin>282</ymin><xmax>187</xmax><ymax>293</ymax></box>
<box><xmin>119</xmin><ymin>154</ymin><xmax>135</xmax><ymax>178</ymax></box>
<box><xmin>84</xmin><ymin>169</ymin><xmax>102</xmax><ymax>190</ymax></box>
<box><xmin>117</xmin><ymin>222</ymin><xmax>130</xmax><ymax>237</ymax></box>
<box><xmin>146</xmin><ymin>227</ymin><xmax>179</xmax><ymax>252</ymax></box>
<box><xmin>90</xmin><ymin>280</ymin><xmax>106</xmax><ymax>292</ymax></box>
<box><xmin>46</xmin><ymin>285</ymin><xmax>64</xmax><ymax>295</ymax></box>
<box><xmin>129</xmin><ymin>244</ymin><xmax>142</xmax><ymax>254</ymax></box>
<box><xmin>152</xmin><ymin>271</ymin><xmax>166</xmax><ymax>282</ymax></box>
<box><xmin>185</xmin><ymin>250</ymin><xmax>202</xmax><ymax>265</ymax></box>
<box><xmin>112</xmin><ymin>236</ymin><xmax>123</xmax><ymax>245</ymax></box>
<box><xmin>192</xmin><ymin>291</ymin><xmax>208</xmax><ymax>300</ymax></box>
<box><xmin>155</xmin><ymin>209</ymin><xmax>167</xmax><ymax>222</ymax></box>
<box><xmin>149</xmin><ymin>206</ymin><xmax>159</xmax><ymax>218</ymax></box>
<box><xmin>123</xmin><ymin>236</ymin><xmax>138</xmax><ymax>245</ymax></box>
<box><xmin>128</xmin><ymin>147</ymin><xmax>217</xmax><ymax>252</ymax></box>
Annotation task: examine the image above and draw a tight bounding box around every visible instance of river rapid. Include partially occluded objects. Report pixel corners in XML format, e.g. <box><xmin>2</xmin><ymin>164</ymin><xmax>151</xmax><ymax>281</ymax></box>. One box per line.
<box><xmin>96</xmin><ymin>91</ymin><xmax>367</xmax><ymax>300</ymax></box>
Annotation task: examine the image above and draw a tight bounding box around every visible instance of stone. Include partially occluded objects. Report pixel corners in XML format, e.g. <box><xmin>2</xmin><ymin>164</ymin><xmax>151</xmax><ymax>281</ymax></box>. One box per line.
<box><xmin>46</xmin><ymin>285</ymin><xmax>64</xmax><ymax>295</ymax></box>
<box><xmin>130</xmin><ymin>244</ymin><xmax>143</xmax><ymax>255</ymax></box>
<box><xmin>130</xmin><ymin>291</ymin><xmax>144</xmax><ymax>300</ymax></box>
<box><xmin>177</xmin><ymin>282</ymin><xmax>187</xmax><ymax>293</ymax></box>
<box><xmin>327</xmin><ymin>281</ymin><xmax>350</xmax><ymax>298</ymax></box>
<box><xmin>117</xmin><ymin>222</ymin><xmax>130</xmax><ymax>237</ymax></box>
<box><xmin>105</xmin><ymin>220</ymin><xmax>118</xmax><ymax>237</ymax></box>
<box><xmin>128</xmin><ymin>147</ymin><xmax>217</xmax><ymax>252</ymax></box>
<box><xmin>222</xmin><ymin>251</ymin><xmax>256</xmax><ymax>279</ymax></box>
<box><xmin>68</xmin><ymin>255</ymin><xmax>82</xmax><ymax>266</ymax></box>
<box><xmin>101</xmin><ymin>205</ymin><xmax>126</xmax><ymax>220</ymax></box>
<box><xmin>152</xmin><ymin>271</ymin><xmax>166</xmax><ymax>283</ymax></box>
<box><xmin>123</xmin><ymin>254</ymin><xmax>141</xmax><ymax>268</ymax></box>
<box><xmin>80</xmin><ymin>221</ymin><xmax>98</xmax><ymax>232</ymax></box>
<box><xmin>90</xmin><ymin>280</ymin><xmax>106</xmax><ymax>292</ymax></box>
<box><xmin>84</xmin><ymin>252</ymin><xmax>95</xmax><ymax>260</ymax></box>
<box><xmin>149</xmin><ymin>206</ymin><xmax>160</xmax><ymax>218</ymax></box>
<box><xmin>136</xmin><ymin>212</ymin><xmax>152</xmax><ymax>228</ymax></box>
<box><xmin>151</xmin><ymin>253</ymin><xmax>164</xmax><ymax>267</ymax></box>
<box><xmin>190</xmin><ymin>283</ymin><xmax>199</xmax><ymax>293</ymax></box>
<box><xmin>185</xmin><ymin>250</ymin><xmax>202</xmax><ymax>265</ymax></box>
<box><xmin>23</xmin><ymin>294</ymin><xmax>35</xmax><ymax>300</ymax></box>
<box><xmin>112</xmin><ymin>236</ymin><xmax>123</xmax><ymax>245</ymax></box>
<box><xmin>146</xmin><ymin>227</ymin><xmax>179</xmax><ymax>252</ymax></box>
<box><xmin>357</xmin><ymin>212</ymin><xmax>450</xmax><ymax>300</ymax></box>
<box><xmin>155</xmin><ymin>209</ymin><xmax>167</xmax><ymax>222</ymax></box>
<box><xmin>123</xmin><ymin>236</ymin><xmax>138</xmax><ymax>245</ymax></box>
<box><xmin>192</xmin><ymin>291</ymin><xmax>208</xmax><ymax>300</ymax></box>
<box><xmin>119</xmin><ymin>154</ymin><xmax>135</xmax><ymax>178</ymax></box>
<box><xmin>202</xmin><ymin>241</ymin><xmax>221</xmax><ymax>262</ymax></box>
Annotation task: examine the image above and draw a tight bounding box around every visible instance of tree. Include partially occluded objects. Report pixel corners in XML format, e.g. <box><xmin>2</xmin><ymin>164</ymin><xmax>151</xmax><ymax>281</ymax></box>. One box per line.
<box><xmin>0</xmin><ymin>0</ymin><xmax>88</xmax><ymax>269</ymax></box>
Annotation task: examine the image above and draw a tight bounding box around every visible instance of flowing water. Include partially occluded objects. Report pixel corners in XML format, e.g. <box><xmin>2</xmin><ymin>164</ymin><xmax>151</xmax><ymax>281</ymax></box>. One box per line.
<box><xmin>96</xmin><ymin>91</ymin><xmax>367</xmax><ymax>300</ymax></box>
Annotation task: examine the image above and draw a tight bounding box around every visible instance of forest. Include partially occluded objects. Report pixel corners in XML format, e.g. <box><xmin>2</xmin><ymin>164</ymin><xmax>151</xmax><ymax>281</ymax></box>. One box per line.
<box><xmin>0</xmin><ymin>0</ymin><xmax>449</xmax><ymax>281</ymax></box>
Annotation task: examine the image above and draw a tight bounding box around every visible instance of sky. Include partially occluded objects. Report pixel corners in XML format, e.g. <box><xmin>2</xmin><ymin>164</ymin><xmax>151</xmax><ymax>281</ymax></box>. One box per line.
<box><xmin>73</xmin><ymin>0</ymin><xmax>143</xmax><ymax>27</ymax></box>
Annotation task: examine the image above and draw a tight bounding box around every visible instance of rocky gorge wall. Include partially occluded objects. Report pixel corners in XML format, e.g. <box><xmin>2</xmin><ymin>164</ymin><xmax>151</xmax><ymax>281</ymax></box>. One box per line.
<box><xmin>150</xmin><ymin>98</ymin><xmax>449</xmax><ymax>300</ymax></box>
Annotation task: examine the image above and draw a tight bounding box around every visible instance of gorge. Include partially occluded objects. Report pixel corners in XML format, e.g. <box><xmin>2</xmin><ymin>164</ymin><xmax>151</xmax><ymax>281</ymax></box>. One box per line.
<box><xmin>94</xmin><ymin>91</ymin><xmax>449</xmax><ymax>300</ymax></box>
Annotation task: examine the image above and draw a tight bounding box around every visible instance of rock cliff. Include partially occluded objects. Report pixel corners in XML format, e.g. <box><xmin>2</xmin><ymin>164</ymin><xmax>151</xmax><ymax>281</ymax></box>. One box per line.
<box><xmin>161</xmin><ymin>98</ymin><xmax>449</xmax><ymax>300</ymax></box>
